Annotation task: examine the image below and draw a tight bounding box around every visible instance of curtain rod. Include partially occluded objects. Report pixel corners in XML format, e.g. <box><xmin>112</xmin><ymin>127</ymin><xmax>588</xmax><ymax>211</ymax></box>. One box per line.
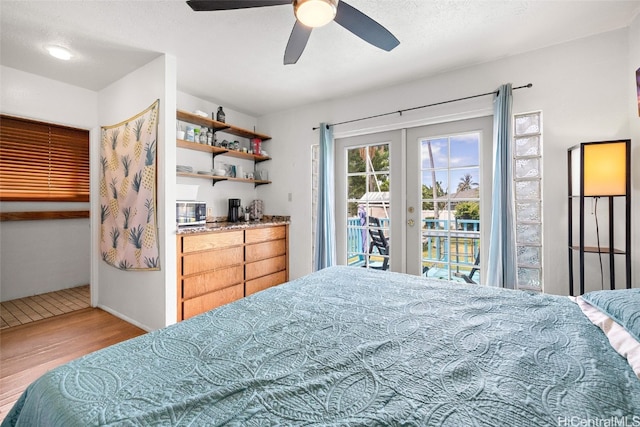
<box><xmin>313</xmin><ymin>83</ymin><xmax>533</xmax><ymax>130</ymax></box>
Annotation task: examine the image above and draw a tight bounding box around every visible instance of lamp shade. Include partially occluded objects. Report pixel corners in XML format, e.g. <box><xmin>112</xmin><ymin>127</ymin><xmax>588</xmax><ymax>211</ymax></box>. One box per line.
<box><xmin>583</xmin><ymin>141</ymin><xmax>627</xmax><ymax>196</ymax></box>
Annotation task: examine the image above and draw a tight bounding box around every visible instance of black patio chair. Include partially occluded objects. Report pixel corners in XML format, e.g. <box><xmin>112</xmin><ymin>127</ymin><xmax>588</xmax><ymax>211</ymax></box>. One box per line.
<box><xmin>368</xmin><ymin>217</ymin><xmax>389</xmax><ymax>270</ymax></box>
<box><xmin>453</xmin><ymin>252</ymin><xmax>480</xmax><ymax>284</ymax></box>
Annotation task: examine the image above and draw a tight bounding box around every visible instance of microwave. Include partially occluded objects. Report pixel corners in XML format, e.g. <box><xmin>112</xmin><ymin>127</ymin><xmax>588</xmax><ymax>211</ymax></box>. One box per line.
<box><xmin>176</xmin><ymin>201</ymin><xmax>207</xmax><ymax>227</ymax></box>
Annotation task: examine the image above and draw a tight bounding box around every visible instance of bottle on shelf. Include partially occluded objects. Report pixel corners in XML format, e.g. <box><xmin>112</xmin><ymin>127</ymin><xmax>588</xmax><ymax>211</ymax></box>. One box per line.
<box><xmin>216</xmin><ymin>107</ymin><xmax>226</xmax><ymax>123</ymax></box>
<box><xmin>252</xmin><ymin>138</ymin><xmax>262</xmax><ymax>155</ymax></box>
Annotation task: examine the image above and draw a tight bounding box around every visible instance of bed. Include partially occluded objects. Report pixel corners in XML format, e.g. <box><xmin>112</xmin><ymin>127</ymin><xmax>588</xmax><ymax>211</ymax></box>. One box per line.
<box><xmin>3</xmin><ymin>266</ymin><xmax>639</xmax><ymax>426</ymax></box>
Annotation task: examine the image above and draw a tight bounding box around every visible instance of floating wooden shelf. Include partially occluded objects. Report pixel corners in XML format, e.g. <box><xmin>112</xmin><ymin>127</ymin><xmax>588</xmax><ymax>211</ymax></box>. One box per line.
<box><xmin>176</xmin><ymin>110</ymin><xmax>271</xmax><ymax>141</ymax></box>
<box><xmin>177</xmin><ymin>172</ymin><xmax>271</xmax><ymax>187</ymax></box>
<box><xmin>176</xmin><ymin>139</ymin><xmax>271</xmax><ymax>163</ymax></box>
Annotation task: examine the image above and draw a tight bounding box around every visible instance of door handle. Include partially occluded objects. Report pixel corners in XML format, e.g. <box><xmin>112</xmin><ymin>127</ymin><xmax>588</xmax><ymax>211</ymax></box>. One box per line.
<box><xmin>407</xmin><ymin>219</ymin><xmax>415</xmax><ymax>227</ymax></box>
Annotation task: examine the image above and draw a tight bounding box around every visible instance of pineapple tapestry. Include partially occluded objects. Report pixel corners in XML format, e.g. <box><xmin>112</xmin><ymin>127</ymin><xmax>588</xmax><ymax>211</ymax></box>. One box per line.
<box><xmin>100</xmin><ymin>100</ymin><xmax>160</xmax><ymax>271</ymax></box>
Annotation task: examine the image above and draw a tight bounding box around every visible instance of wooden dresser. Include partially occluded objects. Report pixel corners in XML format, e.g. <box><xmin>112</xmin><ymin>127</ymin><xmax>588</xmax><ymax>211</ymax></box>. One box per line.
<box><xmin>176</xmin><ymin>223</ymin><xmax>289</xmax><ymax>321</ymax></box>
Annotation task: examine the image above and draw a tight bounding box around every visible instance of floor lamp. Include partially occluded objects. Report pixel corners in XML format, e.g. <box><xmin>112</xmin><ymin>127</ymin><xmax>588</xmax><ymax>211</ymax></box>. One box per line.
<box><xmin>567</xmin><ymin>139</ymin><xmax>631</xmax><ymax>295</ymax></box>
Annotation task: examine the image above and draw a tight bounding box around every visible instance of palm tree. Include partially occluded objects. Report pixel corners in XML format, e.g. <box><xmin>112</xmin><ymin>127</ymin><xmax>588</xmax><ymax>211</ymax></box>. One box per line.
<box><xmin>457</xmin><ymin>173</ymin><xmax>478</xmax><ymax>192</ymax></box>
<box><xmin>426</xmin><ymin>141</ymin><xmax>439</xmax><ymax>219</ymax></box>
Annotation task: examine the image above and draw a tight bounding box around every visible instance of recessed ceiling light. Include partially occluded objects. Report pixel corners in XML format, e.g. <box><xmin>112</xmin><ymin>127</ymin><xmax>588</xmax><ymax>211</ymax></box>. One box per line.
<box><xmin>47</xmin><ymin>45</ymin><xmax>72</xmax><ymax>61</ymax></box>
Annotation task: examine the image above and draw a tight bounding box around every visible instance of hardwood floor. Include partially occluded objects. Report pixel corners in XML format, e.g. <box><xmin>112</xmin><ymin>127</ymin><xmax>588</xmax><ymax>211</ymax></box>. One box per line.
<box><xmin>0</xmin><ymin>308</ymin><xmax>145</xmax><ymax>422</ymax></box>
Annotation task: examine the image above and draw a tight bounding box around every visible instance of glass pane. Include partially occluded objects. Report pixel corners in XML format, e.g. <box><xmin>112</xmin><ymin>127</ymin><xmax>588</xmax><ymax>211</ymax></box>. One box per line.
<box><xmin>450</xmin><ymin>133</ymin><xmax>480</xmax><ymax>168</ymax></box>
<box><xmin>347</xmin><ymin>204</ymin><xmax>367</xmax><ymax>266</ymax></box>
<box><xmin>347</xmin><ymin>148</ymin><xmax>366</xmax><ymax>173</ymax></box>
<box><xmin>515</xmin><ymin>180</ymin><xmax>540</xmax><ymax>200</ymax></box>
<box><xmin>347</xmin><ymin>201</ymin><xmax>360</xmax><ymax>218</ymax></box>
<box><xmin>515</xmin><ymin>114</ymin><xmax>540</xmax><ymax>135</ymax></box>
<box><xmin>347</xmin><ymin>142</ymin><xmax>391</xmax><ymax>271</ymax></box>
<box><xmin>421</xmin><ymin>138</ymin><xmax>448</xmax><ymax>169</ymax></box>
<box><xmin>449</xmin><ymin>236</ymin><xmax>478</xmax><ymax>266</ymax></box>
<box><xmin>518</xmin><ymin>267</ymin><xmax>541</xmax><ymax>289</ymax></box>
<box><xmin>517</xmin><ymin>245</ymin><xmax>541</xmax><ymax>268</ymax></box>
<box><xmin>451</xmin><ymin>262</ymin><xmax>480</xmax><ymax>284</ymax></box>
<box><xmin>422</xmin><ymin>235</ymin><xmax>447</xmax><ymax>262</ymax></box>
<box><xmin>515</xmin><ymin>158</ymin><xmax>540</xmax><ymax>179</ymax></box>
<box><xmin>348</xmin><ymin>175</ymin><xmax>366</xmax><ymax>200</ymax></box>
<box><xmin>451</xmin><ymin>167</ymin><xmax>479</xmax><ymax>198</ymax></box>
<box><xmin>369</xmin><ymin>145</ymin><xmax>390</xmax><ymax>172</ymax></box>
<box><xmin>419</xmin><ymin>130</ymin><xmax>480</xmax><ymax>283</ymax></box>
<box><xmin>516</xmin><ymin>223</ymin><xmax>541</xmax><ymax>244</ymax></box>
<box><xmin>424</xmin><ymin>261</ymin><xmax>450</xmax><ymax>281</ymax></box>
<box><xmin>421</xmin><ymin>169</ymin><xmax>449</xmax><ymax>199</ymax></box>
<box><xmin>516</xmin><ymin>201</ymin><xmax>541</xmax><ymax>222</ymax></box>
<box><xmin>368</xmin><ymin>173</ymin><xmax>389</xmax><ymax>193</ymax></box>
<box><xmin>515</xmin><ymin>136</ymin><xmax>540</xmax><ymax>157</ymax></box>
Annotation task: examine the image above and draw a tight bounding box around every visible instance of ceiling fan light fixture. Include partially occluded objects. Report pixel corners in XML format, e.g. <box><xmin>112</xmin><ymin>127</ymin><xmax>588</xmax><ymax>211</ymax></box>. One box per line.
<box><xmin>294</xmin><ymin>0</ymin><xmax>338</xmax><ymax>28</ymax></box>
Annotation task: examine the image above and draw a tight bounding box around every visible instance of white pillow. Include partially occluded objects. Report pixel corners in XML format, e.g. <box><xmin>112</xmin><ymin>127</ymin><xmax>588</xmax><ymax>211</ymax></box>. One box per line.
<box><xmin>576</xmin><ymin>296</ymin><xmax>640</xmax><ymax>379</ymax></box>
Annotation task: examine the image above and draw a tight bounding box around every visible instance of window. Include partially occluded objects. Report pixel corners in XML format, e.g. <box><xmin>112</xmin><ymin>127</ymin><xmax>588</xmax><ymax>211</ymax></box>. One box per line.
<box><xmin>0</xmin><ymin>115</ymin><xmax>89</xmax><ymax>202</ymax></box>
<box><xmin>513</xmin><ymin>111</ymin><xmax>543</xmax><ymax>290</ymax></box>
<box><xmin>421</xmin><ymin>132</ymin><xmax>481</xmax><ymax>283</ymax></box>
<box><xmin>346</xmin><ymin>143</ymin><xmax>390</xmax><ymax>269</ymax></box>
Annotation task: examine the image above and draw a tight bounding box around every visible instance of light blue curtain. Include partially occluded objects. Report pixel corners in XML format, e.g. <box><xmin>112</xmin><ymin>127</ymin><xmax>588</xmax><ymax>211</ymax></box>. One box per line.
<box><xmin>314</xmin><ymin>123</ymin><xmax>337</xmax><ymax>271</ymax></box>
<box><xmin>486</xmin><ymin>84</ymin><xmax>517</xmax><ymax>289</ymax></box>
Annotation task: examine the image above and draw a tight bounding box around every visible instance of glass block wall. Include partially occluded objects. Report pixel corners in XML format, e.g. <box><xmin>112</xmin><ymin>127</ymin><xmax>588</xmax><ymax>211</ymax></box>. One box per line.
<box><xmin>513</xmin><ymin>112</ymin><xmax>543</xmax><ymax>290</ymax></box>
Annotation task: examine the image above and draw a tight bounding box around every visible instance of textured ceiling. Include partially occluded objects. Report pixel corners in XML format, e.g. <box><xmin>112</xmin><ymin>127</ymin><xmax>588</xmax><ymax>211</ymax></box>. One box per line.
<box><xmin>1</xmin><ymin>0</ymin><xmax>639</xmax><ymax>116</ymax></box>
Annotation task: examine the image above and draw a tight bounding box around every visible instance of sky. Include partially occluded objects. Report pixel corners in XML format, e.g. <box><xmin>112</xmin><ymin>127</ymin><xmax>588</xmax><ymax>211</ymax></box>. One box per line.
<box><xmin>421</xmin><ymin>132</ymin><xmax>481</xmax><ymax>195</ymax></box>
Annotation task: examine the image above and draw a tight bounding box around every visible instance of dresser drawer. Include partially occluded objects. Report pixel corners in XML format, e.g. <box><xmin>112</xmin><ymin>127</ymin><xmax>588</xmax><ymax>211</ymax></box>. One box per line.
<box><xmin>245</xmin><ymin>270</ymin><xmax>287</xmax><ymax>296</ymax></box>
<box><xmin>245</xmin><ymin>239</ymin><xmax>286</xmax><ymax>263</ymax></box>
<box><xmin>182</xmin><ymin>283</ymin><xmax>244</xmax><ymax>320</ymax></box>
<box><xmin>245</xmin><ymin>255</ymin><xmax>287</xmax><ymax>281</ymax></box>
<box><xmin>182</xmin><ymin>265</ymin><xmax>243</xmax><ymax>299</ymax></box>
<box><xmin>182</xmin><ymin>246</ymin><xmax>243</xmax><ymax>275</ymax></box>
<box><xmin>181</xmin><ymin>230</ymin><xmax>243</xmax><ymax>253</ymax></box>
<box><xmin>245</xmin><ymin>226</ymin><xmax>286</xmax><ymax>244</ymax></box>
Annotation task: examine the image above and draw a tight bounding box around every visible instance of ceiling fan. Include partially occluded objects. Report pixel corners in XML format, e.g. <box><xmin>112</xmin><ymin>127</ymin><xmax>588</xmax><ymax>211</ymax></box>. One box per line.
<box><xmin>186</xmin><ymin>0</ymin><xmax>400</xmax><ymax>64</ymax></box>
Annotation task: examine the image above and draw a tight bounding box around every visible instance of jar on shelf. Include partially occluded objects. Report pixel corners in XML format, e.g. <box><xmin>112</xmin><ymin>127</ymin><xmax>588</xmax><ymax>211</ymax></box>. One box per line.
<box><xmin>199</xmin><ymin>128</ymin><xmax>207</xmax><ymax>144</ymax></box>
<box><xmin>186</xmin><ymin>126</ymin><xmax>195</xmax><ymax>142</ymax></box>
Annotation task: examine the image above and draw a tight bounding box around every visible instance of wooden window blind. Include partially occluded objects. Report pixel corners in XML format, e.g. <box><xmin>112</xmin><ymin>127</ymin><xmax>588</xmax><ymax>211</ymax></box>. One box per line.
<box><xmin>0</xmin><ymin>115</ymin><xmax>89</xmax><ymax>202</ymax></box>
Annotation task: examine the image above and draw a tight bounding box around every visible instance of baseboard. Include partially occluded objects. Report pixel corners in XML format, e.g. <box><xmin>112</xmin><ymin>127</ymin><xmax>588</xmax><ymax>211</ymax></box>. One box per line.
<box><xmin>96</xmin><ymin>304</ymin><xmax>153</xmax><ymax>332</ymax></box>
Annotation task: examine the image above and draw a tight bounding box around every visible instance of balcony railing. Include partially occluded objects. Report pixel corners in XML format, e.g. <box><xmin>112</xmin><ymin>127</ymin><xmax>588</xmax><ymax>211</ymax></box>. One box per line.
<box><xmin>347</xmin><ymin>217</ymin><xmax>480</xmax><ymax>281</ymax></box>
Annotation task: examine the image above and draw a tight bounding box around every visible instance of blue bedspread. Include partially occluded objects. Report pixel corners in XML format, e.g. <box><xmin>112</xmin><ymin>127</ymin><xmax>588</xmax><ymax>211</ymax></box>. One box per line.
<box><xmin>4</xmin><ymin>266</ymin><xmax>639</xmax><ymax>425</ymax></box>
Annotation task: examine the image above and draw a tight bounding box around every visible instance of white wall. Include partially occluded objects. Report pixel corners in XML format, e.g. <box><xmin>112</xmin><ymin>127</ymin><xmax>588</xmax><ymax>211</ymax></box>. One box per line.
<box><xmin>96</xmin><ymin>55</ymin><xmax>177</xmax><ymax>331</ymax></box>
<box><xmin>259</xmin><ymin>28</ymin><xmax>634</xmax><ymax>296</ymax></box>
<box><xmin>0</xmin><ymin>66</ymin><xmax>97</xmax><ymax>301</ymax></box>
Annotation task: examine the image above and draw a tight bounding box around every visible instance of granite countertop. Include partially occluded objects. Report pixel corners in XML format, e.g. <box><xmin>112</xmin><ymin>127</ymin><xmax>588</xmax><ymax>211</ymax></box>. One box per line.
<box><xmin>176</xmin><ymin>215</ymin><xmax>290</xmax><ymax>234</ymax></box>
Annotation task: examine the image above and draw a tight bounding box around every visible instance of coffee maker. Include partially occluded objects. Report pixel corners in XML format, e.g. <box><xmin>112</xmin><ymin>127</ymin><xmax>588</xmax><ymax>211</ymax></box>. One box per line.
<box><xmin>228</xmin><ymin>198</ymin><xmax>241</xmax><ymax>222</ymax></box>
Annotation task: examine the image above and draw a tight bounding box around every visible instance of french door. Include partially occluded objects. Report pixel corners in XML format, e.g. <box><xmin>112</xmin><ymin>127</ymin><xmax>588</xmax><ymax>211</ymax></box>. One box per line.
<box><xmin>335</xmin><ymin>116</ymin><xmax>492</xmax><ymax>279</ymax></box>
<box><xmin>335</xmin><ymin>130</ymin><xmax>404</xmax><ymax>271</ymax></box>
<box><xmin>406</xmin><ymin>117</ymin><xmax>493</xmax><ymax>281</ymax></box>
